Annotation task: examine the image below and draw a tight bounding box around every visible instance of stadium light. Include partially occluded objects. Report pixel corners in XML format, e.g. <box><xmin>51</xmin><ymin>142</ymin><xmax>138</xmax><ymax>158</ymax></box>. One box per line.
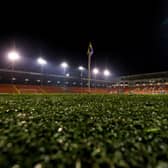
<box><xmin>8</xmin><ymin>51</ymin><xmax>20</xmax><ymax>62</ymax></box>
<box><xmin>73</xmin><ymin>82</ymin><xmax>76</xmax><ymax>85</ymax></box>
<box><xmin>61</xmin><ymin>62</ymin><xmax>68</xmax><ymax>75</ymax></box>
<box><xmin>25</xmin><ymin>78</ymin><xmax>29</xmax><ymax>82</ymax></box>
<box><xmin>66</xmin><ymin>73</ymin><xmax>70</xmax><ymax>77</ymax></box>
<box><xmin>103</xmin><ymin>69</ymin><xmax>111</xmax><ymax>88</ymax></box>
<box><xmin>61</xmin><ymin>62</ymin><xmax>68</xmax><ymax>87</ymax></box>
<box><xmin>7</xmin><ymin>50</ymin><xmax>20</xmax><ymax>83</ymax></box>
<box><xmin>37</xmin><ymin>57</ymin><xmax>47</xmax><ymax>87</ymax></box>
<box><xmin>103</xmin><ymin>69</ymin><xmax>110</xmax><ymax>77</ymax></box>
<box><xmin>92</xmin><ymin>68</ymin><xmax>99</xmax><ymax>75</ymax></box>
<box><xmin>7</xmin><ymin>50</ymin><xmax>20</xmax><ymax>72</ymax></box>
<box><xmin>92</xmin><ymin>68</ymin><xmax>99</xmax><ymax>89</ymax></box>
<box><xmin>78</xmin><ymin>66</ymin><xmax>85</xmax><ymax>89</ymax></box>
<box><xmin>61</xmin><ymin>62</ymin><xmax>68</xmax><ymax>69</ymax></box>
<box><xmin>78</xmin><ymin>66</ymin><xmax>85</xmax><ymax>77</ymax></box>
<box><xmin>37</xmin><ymin>57</ymin><xmax>47</xmax><ymax>65</ymax></box>
<box><xmin>78</xmin><ymin>66</ymin><xmax>84</xmax><ymax>71</ymax></box>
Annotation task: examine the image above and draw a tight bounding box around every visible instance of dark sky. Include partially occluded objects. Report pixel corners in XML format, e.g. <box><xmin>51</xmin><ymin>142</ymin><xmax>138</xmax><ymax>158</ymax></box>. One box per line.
<box><xmin>0</xmin><ymin>1</ymin><xmax>165</xmax><ymax>76</ymax></box>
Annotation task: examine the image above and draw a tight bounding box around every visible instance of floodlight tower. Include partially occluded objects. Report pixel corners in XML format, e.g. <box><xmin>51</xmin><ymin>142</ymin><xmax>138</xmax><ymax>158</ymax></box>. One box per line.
<box><xmin>37</xmin><ymin>57</ymin><xmax>47</xmax><ymax>86</ymax></box>
<box><xmin>7</xmin><ymin>50</ymin><xmax>20</xmax><ymax>83</ymax></box>
<box><xmin>66</xmin><ymin>73</ymin><xmax>70</xmax><ymax>77</ymax></box>
<box><xmin>61</xmin><ymin>62</ymin><xmax>68</xmax><ymax>87</ymax></box>
<box><xmin>92</xmin><ymin>68</ymin><xmax>99</xmax><ymax>89</ymax></box>
<box><xmin>103</xmin><ymin>69</ymin><xmax>110</xmax><ymax>77</ymax></box>
<box><xmin>103</xmin><ymin>69</ymin><xmax>111</xmax><ymax>88</ymax></box>
<box><xmin>7</xmin><ymin>50</ymin><xmax>20</xmax><ymax>72</ymax></box>
<box><xmin>78</xmin><ymin>66</ymin><xmax>85</xmax><ymax>88</ymax></box>
<box><xmin>61</xmin><ymin>62</ymin><xmax>68</xmax><ymax>75</ymax></box>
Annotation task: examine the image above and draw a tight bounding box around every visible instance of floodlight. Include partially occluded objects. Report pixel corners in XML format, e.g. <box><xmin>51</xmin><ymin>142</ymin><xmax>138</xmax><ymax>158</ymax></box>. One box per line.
<box><xmin>12</xmin><ymin>77</ymin><xmax>16</xmax><ymax>81</ymax></box>
<box><xmin>66</xmin><ymin>73</ymin><xmax>70</xmax><ymax>77</ymax></box>
<box><xmin>37</xmin><ymin>57</ymin><xmax>47</xmax><ymax>65</ymax></box>
<box><xmin>73</xmin><ymin>82</ymin><xmax>76</xmax><ymax>85</ymax></box>
<box><xmin>103</xmin><ymin>69</ymin><xmax>110</xmax><ymax>76</ymax></box>
<box><xmin>61</xmin><ymin>62</ymin><xmax>68</xmax><ymax>68</ymax></box>
<box><xmin>78</xmin><ymin>66</ymin><xmax>84</xmax><ymax>71</ymax></box>
<box><xmin>8</xmin><ymin>51</ymin><xmax>20</xmax><ymax>61</ymax></box>
<box><xmin>93</xmin><ymin>68</ymin><xmax>99</xmax><ymax>75</ymax></box>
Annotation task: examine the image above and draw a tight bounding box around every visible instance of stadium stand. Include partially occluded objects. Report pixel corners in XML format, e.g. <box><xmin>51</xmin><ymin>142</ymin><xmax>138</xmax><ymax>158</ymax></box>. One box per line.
<box><xmin>16</xmin><ymin>85</ymin><xmax>44</xmax><ymax>94</ymax></box>
<box><xmin>0</xmin><ymin>84</ymin><xmax>109</xmax><ymax>94</ymax></box>
<box><xmin>42</xmin><ymin>86</ymin><xmax>65</xmax><ymax>93</ymax></box>
<box><xmin>1</xmin><ymin>84</ymin><xmax>168</xmax><ymax>94</ymax></box>
<box><xmin>1</xmin><ymin>69</ymin><xmax>168</xmax><ymax>94</ymax></box>
<box><xmin>0</xmin><ymin>84</ymin><xmax>17</xmax><ymax>93</ymax></box>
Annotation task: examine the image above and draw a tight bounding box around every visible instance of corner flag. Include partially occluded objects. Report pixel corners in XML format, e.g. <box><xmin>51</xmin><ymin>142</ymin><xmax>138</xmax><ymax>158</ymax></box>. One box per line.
<box><xmin>87</xmin><ymin>42</ymin><xmax>93</xmax><ymax>92</ymax></box>
<box><xmin>87</xmin><ymin>42</ymin><xmax>94</xmax><ymax>57</ymax></box>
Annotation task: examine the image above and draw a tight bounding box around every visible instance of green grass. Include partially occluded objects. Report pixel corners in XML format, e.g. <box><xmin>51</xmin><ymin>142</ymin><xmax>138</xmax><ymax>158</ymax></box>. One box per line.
<box><xmin>1</xmin><ymin>94</ymin><xmax>168</xmax><ymax>168</ymax></box>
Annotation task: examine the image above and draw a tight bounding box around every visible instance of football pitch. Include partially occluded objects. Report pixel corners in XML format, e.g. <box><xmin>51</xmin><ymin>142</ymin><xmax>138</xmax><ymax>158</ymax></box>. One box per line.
<box><xmin>0</xmin><ymin>94</ymin><xmax>168</xmax><ymax>168</ymax></box>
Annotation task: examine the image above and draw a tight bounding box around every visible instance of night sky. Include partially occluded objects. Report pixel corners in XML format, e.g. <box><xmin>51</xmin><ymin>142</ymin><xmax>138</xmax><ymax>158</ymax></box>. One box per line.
<box><xmin>0</xmin><ymin>1</ymin><xmax>165</xmax><ymax>76</ymax></box>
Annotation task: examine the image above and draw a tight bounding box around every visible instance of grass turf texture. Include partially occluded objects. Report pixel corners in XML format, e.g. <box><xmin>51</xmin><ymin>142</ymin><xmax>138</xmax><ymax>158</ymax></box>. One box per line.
<box><xmin>0</xmin><ymin>94</ymin><xmax>168</xmax><ymax>168</ymax></box>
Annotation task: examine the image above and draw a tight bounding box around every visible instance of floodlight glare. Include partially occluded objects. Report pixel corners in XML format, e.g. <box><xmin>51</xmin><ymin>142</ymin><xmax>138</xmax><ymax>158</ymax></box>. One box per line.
<box><xmin>93</xmin><ymin>68</ymin><xmax>99</xmax><ymax>75</ymax></box>
<box><xmin>66</xmin><ymin>73</ymin><xmax>70</xmax><ymax>77</ymax></box>
<box><xmin>61</xmin><ymin>62</ymin><xmax>68</xmax><ymax>68</ymax></box>
<box><xmin>78</xmin><ymin>66</ymin><xmax>84</xmax><ymax>71</ymax></box>
<box><xmin>103</xmin><ymin>69</ymin><xmax>110</xmax><ymax>76</ymax></box>
<box><xmin>37</xmin><ymin>57</ymin><xmax>47</xmax><ymax>65</ymax></box>
<box><xmin>8</xmin><ymin>51</ymin><xmax>20</xmax><ymax>61</ymax></box>
<box><xmin>12</xmin><ymin>77</ymin><xmax>16</xmax><ymax>81</ymax></box>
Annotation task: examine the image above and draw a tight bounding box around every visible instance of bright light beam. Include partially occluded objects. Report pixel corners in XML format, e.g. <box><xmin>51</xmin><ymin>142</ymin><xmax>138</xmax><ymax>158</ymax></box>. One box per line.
<box><xmin>61</xmin><ymin>62</ymin><xmax>68</xmax><ymax>68</ymax></box>
<box><xmin>66</xmin><ymin>73</ymin><xmax>70</xmax><ymax>77</ymax></box>
<box><xmin>93</xmin><ymin>68</ymin><xmax>99</xmax><ymax>75</ymax></box>
<box><xmin>78</xmin><ymin>66</ymin><xmax>85</xmax><ymax>71</ymax></box>
<box><xmin>37</xmin><ymin>57</ymin><xmax>47</xmax><ymax>65</ymax></box>
<box><xmin>103</xmin><ymin>69</ymin><xmax>110</xmax><ymax>77</ymax></box>
<box><xmin>8</xmin><ymin>51</ymin><xmax>20</xmax><ymax>62</ymax></box>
